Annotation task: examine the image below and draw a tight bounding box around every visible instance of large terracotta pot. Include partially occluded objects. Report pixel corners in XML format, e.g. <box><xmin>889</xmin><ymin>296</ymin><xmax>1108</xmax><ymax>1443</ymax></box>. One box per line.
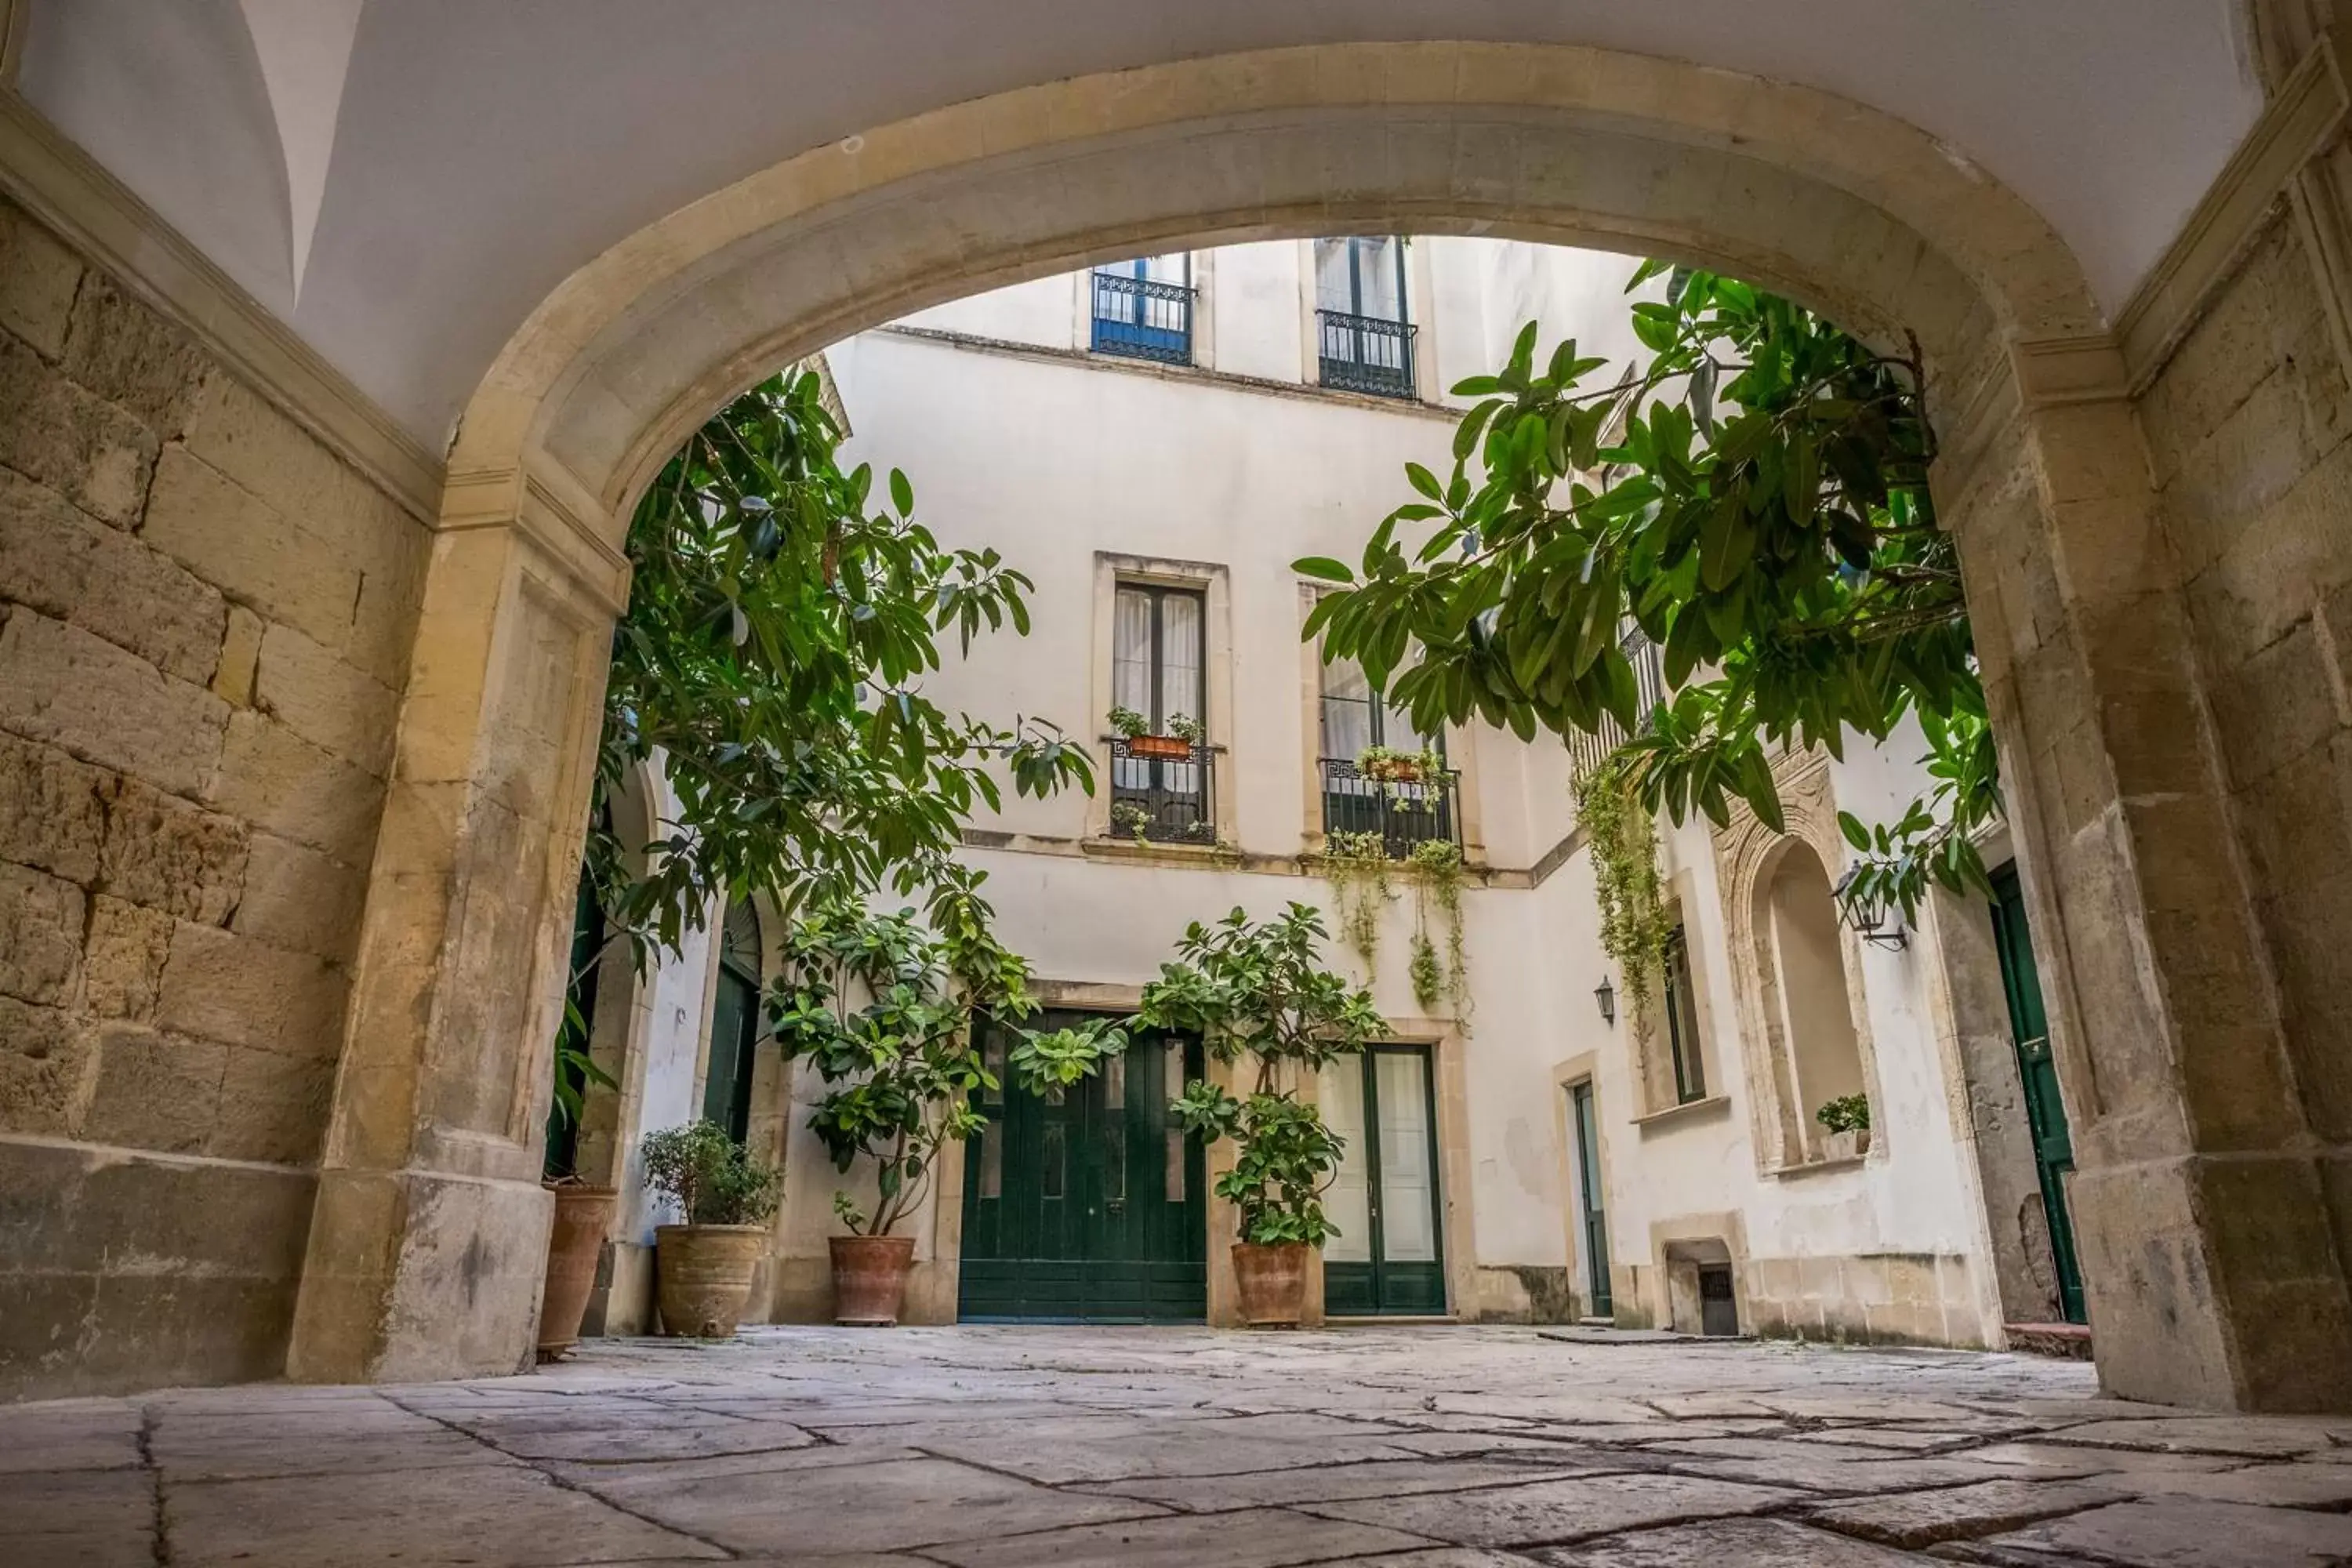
<box><xmin>1232</xmin><ymin>1241</ymin><xmax>1311</xmax><ymax>1327</ymax></box>
<box><xmin>655</xmin><ymin>1223</ymin><xmax>766</xmax><ymax>1338</ymax></box>
<box><xmin>535</xmin><ymin>1183</ymin><xmax>618</xmax><ymax>1361</ymax></box>
<box><xmin>829</xmin><ymin>1234</ymin><xmax>916</xmax><ymax>1325</ymax></box>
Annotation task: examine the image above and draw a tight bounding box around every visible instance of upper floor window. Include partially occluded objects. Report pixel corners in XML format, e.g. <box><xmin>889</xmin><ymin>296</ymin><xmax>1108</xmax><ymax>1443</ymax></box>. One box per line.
<box><xmin>1318</xmin><ymin>652</ymin><xmax>1457</xmax><ymax>855</ymax></box>
<box><xmin>1109</xmin><ymin>583</ymin><xmax>1212</xmax><ymax>844</ymax></box>
<box><xmin>1662</xmin><ymin>924</ymin><xmax>1707</xmax><ymax>1105</ymax></box>
<box><xmin>1315</xmin><ymin>238</ymin><xmax>1415</xmax><ymax>398</ymax></box>
<box><xmin>1092</xmin><ymin>255</ymin><xmax>1194</xmax><ymax>366</ymax></box>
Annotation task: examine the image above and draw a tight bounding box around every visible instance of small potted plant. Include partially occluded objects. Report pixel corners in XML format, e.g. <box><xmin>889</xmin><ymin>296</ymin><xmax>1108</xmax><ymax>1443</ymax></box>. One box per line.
<box><xmin>642</xmin><ymin>1119</ymin><xmax>782</xmax><ymax>1338</ymax></box>
<box><xmin>1816</xmin><ymin>1094</ymin><xmax>1872</xmax><ymax>1161</ymax></box>
<box><xmin>1358</xmin><ymin>744</ymin><xmax>1439</xmax><ymax>785</ymax></box>
<box><xmin>1139</xmin><ymin>904</ymin><xmax>1384</xmax><ymax>1326</ymax></box>
<box><xmin>1113</xmin><ymin>704</ymin><xmax>1193</xmax><ymax>761</ymax></box>
<box><xmin>772</xmin><ymin>898</ymin><xmax>1027</xmax><ymax>1325</ymax></box>
<box><xmin>1110</xmin><ymin>800</ymin><xmax>1154</xmax><ymax>844</ymax></box>
<box><xmin>1165</xmin><ymin>713</ymin><xmax>1207</xmax><ymax>747</ymax></box>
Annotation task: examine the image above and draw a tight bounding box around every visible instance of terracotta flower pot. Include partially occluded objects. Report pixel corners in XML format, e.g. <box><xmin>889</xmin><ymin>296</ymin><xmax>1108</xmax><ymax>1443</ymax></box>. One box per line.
<box><xmin>1126</xmin><ymin>734</ymin><xmax>1192</xmax><ymax>760</ymax></box>
<box><xmin>655</xmin><ymin>1223</ymin><xmax>766</xmax><ymax>1338</ymax></box>
<box><xmin>536</xmin><ymin>1183</ymin><xmax>619</xmax><ymax>1361</ymax></box>
<box><xmin>830</xmin><ymin>1234</ymin><xmax>916</xmax><ymax>1325</ymax></box>
<box><xmin>1232</xmin><ymin>1240</ymin><xmax>1311</xmax><ymax>1327</ymax></box>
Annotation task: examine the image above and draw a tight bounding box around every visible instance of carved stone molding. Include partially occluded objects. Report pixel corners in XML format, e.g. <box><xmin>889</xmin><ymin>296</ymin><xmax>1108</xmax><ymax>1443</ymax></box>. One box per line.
<box><xmin>1709</xmin><ymin>748</ymin><xmax>1886</xmax><ymax>1176</ymax></box>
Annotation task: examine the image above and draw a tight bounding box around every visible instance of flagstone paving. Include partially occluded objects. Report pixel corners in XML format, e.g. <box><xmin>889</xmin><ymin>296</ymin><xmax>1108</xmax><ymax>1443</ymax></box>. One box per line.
<box><xmin>4</xmin><ymin>1324</ymin><xmax>2351</xmax><ymax>1567</ymax></box>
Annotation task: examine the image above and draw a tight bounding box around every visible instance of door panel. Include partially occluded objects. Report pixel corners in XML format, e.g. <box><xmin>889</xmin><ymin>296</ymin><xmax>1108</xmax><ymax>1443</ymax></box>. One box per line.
<box><xmin>1989</xmin><ymin>863</ymin><xmax>2087</xmax><ymax>1324</ymax></box>
<box><xmin>1570</xmin><ymin>1080</ymin><xmax>1613</xmax><ymax>1319</ymax></box>
<box><xmin>1323</xmin><ymin>1045</ymin><xmax>1446</xmax><ymax>1316</ymax></box>
<box><xmin>958</xmin><ymin>1011</ymin><xmax>1206</xmax><ymax>1322</ymax></box>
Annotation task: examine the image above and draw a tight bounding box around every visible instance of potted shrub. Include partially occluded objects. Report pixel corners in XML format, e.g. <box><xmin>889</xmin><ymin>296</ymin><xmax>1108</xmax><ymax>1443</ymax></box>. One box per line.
<box><xmin>771</xmin><ymin>898</ymin><xmax>1028</xmax><ymax>1325</ymax></box>
<box><xmin>642</xmin><ymin>1120</ymin><xmax>782</xmax><ymax>1338</ymax></box>
<box><xmin>1816</xmin><ymin>1094</ymin><xmax>1873</xmax><ymax>1161</ymax></box>
<box><xmin>1138</xmin><ymin>904</ymin><xmax>1384</xmax><ymax>1326</ymax></box>
<box><xmin>538</xmin><ymin>988</ymin><xmax>621</xmax><ymax>1362</ymax></box>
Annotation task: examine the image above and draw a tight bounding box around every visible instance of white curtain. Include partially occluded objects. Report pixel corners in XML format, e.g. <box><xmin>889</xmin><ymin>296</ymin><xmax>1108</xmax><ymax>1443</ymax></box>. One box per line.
<box><xmin>1320</xmin><ymin>1060</ymin><xmax>1372</xmax><ymax>1262</ymax></box>
<box><xmin>1319</xmin><ymin>653</ymin><xmax>1374</xmax><ymax>760</ymax></box>
<box><xmin>1375</xmin><ymin>1051</ymin><xmax>1438</xmax><ymax>1261</ymax></box>
<box><xmin>1112</xmin><ymin>587</ymin><xmax>1153</xmax><ymax>717</ymax></box>
<box><xmin>1160</xmin><ymin>592</ymin><xmax>1202</xmax><ymax>728</ymax></box>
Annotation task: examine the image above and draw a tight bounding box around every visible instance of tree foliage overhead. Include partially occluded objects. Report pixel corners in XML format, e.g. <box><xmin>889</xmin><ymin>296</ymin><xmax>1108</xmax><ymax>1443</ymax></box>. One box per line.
<box><xmin>1299</xmin><ymin>266</ymin><xmax>1998</xmax><ymax>920</ymax></box>
<box><xmin>586</xmin><ymin>367</ymin><xmax>1094</xmax><ymax>966</ymax></box>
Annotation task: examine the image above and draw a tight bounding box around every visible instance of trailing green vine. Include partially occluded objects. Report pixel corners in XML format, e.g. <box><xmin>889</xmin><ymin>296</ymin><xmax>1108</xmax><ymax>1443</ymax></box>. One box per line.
<box><xmin>1575</xmin><ymin>753</ymin><xmax>1675</xmax><ymax>1040</ymax></box>
<box><xmin>1320</xmin><ymin>829</ymin><xmax>1392</xmax><ymax>975</ymax></box>
<box><xmin>1406</xmin><ymin>838</ymin><xmax>1469</xmax><ymax>1019</ymax></box>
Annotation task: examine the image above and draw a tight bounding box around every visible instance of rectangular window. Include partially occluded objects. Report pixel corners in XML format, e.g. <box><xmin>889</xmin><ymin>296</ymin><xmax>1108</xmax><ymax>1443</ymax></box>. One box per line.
<box><xmin>1163</xmin><ymin>1040</ymin><xmax>1188</xmax><ymax>1203</ymax></box>
<box><xmin>1092</xmin><ymin>255</ymin><xmax>1194</xmax><ymax>365</ymax></box>
<box><xmin>1664</xmin><ymin>926</ymin><xmax>1706</xmax><ymax>1104</ymax></box>
<box><xmin>1315</xmin><ymin>238</ymin><xmax>1414</xmax><ymax>397</ymax></box>
<box><xmin>1319</xmin><ymin>649</ymin><xmax>1453</xmax><ymax>855</ymax></box>
<box><xmin>1111</xmin><ymin>583</ymin><xmax>1210</xmax><ymax>844</ymax></box>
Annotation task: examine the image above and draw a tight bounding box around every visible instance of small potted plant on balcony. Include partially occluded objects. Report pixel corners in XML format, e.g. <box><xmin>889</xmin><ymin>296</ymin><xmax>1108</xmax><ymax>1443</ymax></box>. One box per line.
<box><xmin>1138</xmin><ymin>904</ymin><xmax>1384</xmax><ymax>1326</ymax></box>
<box><xmin>1358</xmin><ymin>744</ymin><xmax>1439</xmax><ymax>785</ymax></box>
<box><xmin>771</xmin><ymin>895</ymin><xmax>1028</xmax><ymax>1324</ymax></box>
<box><xmin>1112</xmin><ymin>704</ymin><xmax>1194</xmax><ymax>761</ymax></box>
<box><xmin>1110</xmin><ymin>800</ymin><xmax>1154</xmax><ymax>844</ymax></box>
<box><xmin>1815</xmin><ymin>1094</ymin><xmax>1873</xmax><ymax>1161</ymax></box>
<box><xmin>642</xmin><ymin>1119</ymin><xmax>782</xmax><ymax>1338</ymax></box>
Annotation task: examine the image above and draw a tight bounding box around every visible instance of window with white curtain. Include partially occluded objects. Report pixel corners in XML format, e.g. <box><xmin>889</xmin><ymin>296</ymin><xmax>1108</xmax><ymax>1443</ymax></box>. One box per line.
<box><xmin>1318</xmin><ymin>651</ymin><xmax>1438</xmax><ymax>760</ymax></box>
<box><xmin>1112</xmin><ymin>584</ymin><xmax>1203</xmax><ymax>732</ymax></box>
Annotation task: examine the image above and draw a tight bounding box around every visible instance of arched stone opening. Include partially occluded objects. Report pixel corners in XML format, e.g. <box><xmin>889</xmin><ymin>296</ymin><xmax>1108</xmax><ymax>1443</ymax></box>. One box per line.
<box><xmin>284</xmin><ymin>42</ymin><xmax>2352</xmax><ymax>1411</ymax></box>
<box><xmin>1762</xmin><ymin>840</ymin><xmax>1870</xmax><ymax>1163</ymax></box>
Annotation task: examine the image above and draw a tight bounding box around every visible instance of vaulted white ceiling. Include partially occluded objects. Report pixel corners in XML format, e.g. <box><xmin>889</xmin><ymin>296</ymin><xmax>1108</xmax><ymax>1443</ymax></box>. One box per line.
<box><xmin>17</xmin><ymin>0</ymin><xmax>2261</xmax><ymax>450</ymax></box>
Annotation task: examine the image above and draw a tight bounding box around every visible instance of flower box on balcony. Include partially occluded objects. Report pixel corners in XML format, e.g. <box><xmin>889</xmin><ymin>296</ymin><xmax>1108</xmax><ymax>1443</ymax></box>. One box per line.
<box><xmin>1126</xmin><ymin>734</ymin><xmax>1193</xmax><ymax>761</ymax></box>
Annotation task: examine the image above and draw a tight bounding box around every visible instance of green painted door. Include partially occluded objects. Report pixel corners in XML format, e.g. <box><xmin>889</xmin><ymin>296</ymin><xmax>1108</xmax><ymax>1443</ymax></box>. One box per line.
<box><xmin>1989</xmin><ymin>862</ymin><xmax>2088</xmax><ymax>1324</ymax></box>
<box><xmin>1322</xmin><ymin>1045</ymin><xmax>1446</xmax><ymax>1316</ymax></box>
<box><xmin>958</xmin><ymin>1011</ymin><xmax>1207</xmax><ymax>1322</ymax></box>
<box><xmin>1570</xmin><ymin>1079</ymin><xmax>1612</xmax><ymax>1319</ymax></box>
<box><xmin>701</xmin><ymin>902</ymin><xmax>764</xmax><ymax>1145</ymax></box>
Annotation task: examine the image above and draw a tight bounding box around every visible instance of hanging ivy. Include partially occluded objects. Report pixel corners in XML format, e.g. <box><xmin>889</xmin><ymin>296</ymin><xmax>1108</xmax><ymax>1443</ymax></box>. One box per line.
<box><xmin>1575</xmin><ymin>753</ymin><xmax>1675</xmax><ymax>1038</ymax></box>
<box><xmin>1406</xmin><ymin>838</ymin><xmax>1469</xmax><ymax>1019</ymax></box>
<box><xmin>1319</xmin><ymin>829</ymin><xmax>1392</xmax><ymax>974</ymax></box>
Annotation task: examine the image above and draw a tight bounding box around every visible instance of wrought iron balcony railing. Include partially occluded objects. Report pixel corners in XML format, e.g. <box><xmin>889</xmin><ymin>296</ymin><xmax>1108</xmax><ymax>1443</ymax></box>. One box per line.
<box><xmin>1317</xmin><ymin>308</ymin><xmax>1417</xmax><ymax>398</ymax></box>
<box><xmin>1107</xmin><ymin>736</ymin><xmax>1216</xmax><ymax>845</ymax></box>
<box><xmin>1091</xmin><ymin>274</ymin><xmax>1196</xmax><ymax>366</ymax></box>
<box><xmin>1319</xmin><ymin>757</ymin><xmax>1461</xmax><ymax>857</ymax></box>
<box><xmin>1566</xmin><ymin>628</ymin><xmax>1669</xmax><ymax>788</ymax></box>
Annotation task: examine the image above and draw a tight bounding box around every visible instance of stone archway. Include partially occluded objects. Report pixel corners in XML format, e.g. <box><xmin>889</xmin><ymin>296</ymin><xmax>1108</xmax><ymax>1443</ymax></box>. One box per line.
<box><xmin>285</xmin><ymin>40</ymin><xmax>2352</xmax><ymax>1411</ymax></box>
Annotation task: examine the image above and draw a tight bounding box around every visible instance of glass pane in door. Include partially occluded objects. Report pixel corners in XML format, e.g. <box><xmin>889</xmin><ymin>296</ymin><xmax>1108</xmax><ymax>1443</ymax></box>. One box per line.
<box><xmin>1319</xmin><ymin>1059</ymin><xmax>1372</xmax><ymax>1263</ymax></box>
<box><xmin>1374</xmin><ymin>1050</ymin><xmax>1438</xmax><ymax>1262</ymax></box>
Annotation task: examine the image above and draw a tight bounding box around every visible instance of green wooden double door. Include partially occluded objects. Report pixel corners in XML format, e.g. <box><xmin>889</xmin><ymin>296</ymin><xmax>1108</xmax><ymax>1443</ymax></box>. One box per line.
<box><xmin>1988</xmin><ymin>862</ymin><xmax>2088</xmax><ymax>1324</ymax></box>
<box><xmin>957</xmin><ymin>1012</ymin><xmax>1208</xmax><ymax>1322</ymax></box>
<box><xmin>1321</xmin><ymin>1044</ymin><xmax>1446</xmax><ymax>1316</ymax></box>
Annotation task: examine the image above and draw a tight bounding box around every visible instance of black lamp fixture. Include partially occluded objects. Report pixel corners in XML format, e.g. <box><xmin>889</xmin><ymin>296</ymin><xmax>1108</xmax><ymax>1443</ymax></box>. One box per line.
<box><xmin>1594</xmin><ymin>976</ymin><xmax>1617</xmax><ymax>1026</ymax></box>
<box><xmin>1833</xmin><ymin>866</ymin><xmax>1911</xmax><ymax>952</ymax></box>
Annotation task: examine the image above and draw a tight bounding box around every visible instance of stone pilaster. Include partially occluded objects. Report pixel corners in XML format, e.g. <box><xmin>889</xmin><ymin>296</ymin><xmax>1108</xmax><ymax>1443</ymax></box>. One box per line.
<box><xmin>1944</xmin><ymin>333</ymin><xmax>2352</xmax><ymax>1411</ymax></box>
<box><xmin>285</xmin><ymin>466</ymin><xmax>626</xmax><ymax>1382</ymax></box>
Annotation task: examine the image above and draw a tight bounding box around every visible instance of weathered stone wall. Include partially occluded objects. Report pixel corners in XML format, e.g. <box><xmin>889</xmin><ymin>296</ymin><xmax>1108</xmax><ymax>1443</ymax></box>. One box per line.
<box><xmin>0</xmin><ymin>194</ymin><xmax>425</xmax><ymax>1399</ymax></box>
<box><xmin>2138</xmin><ymin>204</ymin><xmax>2352</xmax><ymax>1351</ymax></box>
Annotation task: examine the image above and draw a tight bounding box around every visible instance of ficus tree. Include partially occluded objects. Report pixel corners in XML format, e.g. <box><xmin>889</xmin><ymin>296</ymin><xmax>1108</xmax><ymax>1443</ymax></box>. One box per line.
<box><xmin>583</xmin><ymin>365</ymin><xmax>1094</xmax><ymax>974</ymax></box>
<box><xmin>1298</xmin><ymin>264</ymin><xmax>1994</xmax><ymax>923</ymax></box>
<box><xmin>1137</xmin><ymin>905</ymin><xmax>1385</xmax><ymax>1247</ymax></box>
<box><xmin>768</xmin><ymin>902</ymin><xmax>1031</xmax><ymax>1237</ymax></box>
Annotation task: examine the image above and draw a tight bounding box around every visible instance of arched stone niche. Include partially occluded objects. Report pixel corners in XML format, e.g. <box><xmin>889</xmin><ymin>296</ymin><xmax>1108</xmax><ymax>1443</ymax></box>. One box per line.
<box><xmin>1711</xmin><ymin>750</ymin><xmax>1882</xmax><ymax>1174</ymax></box>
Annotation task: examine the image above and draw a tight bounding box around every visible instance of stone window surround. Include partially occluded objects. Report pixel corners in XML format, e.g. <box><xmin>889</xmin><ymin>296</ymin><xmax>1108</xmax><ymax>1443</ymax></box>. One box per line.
<box><xmin>1627</xmin><ymin>869</ymin><xmax>1726</xmax><ymax>1123</ymax></box>
<box><xmin>1710</xmin><ymin>748</ymin><xmax>1889</xmax><ymax>1178</ymax></box>
<box><xmin>1087</xmin><ymin>552</ymin><xmax>1237</xmax><ymax>850</ymax></box>
<box><xmin>1292</xmin><ymin>580</ymin><xmax>1488</xmax><ymax>862</ymax></box>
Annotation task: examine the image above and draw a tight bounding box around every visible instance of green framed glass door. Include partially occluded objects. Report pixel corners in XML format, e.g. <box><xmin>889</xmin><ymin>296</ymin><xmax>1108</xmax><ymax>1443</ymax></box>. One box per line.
<box><xmin>1322</xmin><ymin>1044</ymin><xmax>1446</xmax><ymax>1315</ymax></box>
<box><xmin>958</xmin><ymin>1011</ymin><xmax>1207</xmax><ymax>1322</ymax></box>
<box><xmin>1570</xmin><ymin>1079</ymin><xmax>1612</xmax><ymax>1319</ymax></box>
<box><xmin>1988</xmin><ymin>862</ymin><xmax>2087</xmax><ymax>1324</ymax></box>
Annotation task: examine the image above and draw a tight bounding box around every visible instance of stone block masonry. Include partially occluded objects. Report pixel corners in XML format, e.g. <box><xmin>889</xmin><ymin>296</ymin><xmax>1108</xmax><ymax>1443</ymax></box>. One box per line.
<box><xmin>0</xmin><ymin>194</ymin><xmax>428</xmax><ymax>1399</ymax></box>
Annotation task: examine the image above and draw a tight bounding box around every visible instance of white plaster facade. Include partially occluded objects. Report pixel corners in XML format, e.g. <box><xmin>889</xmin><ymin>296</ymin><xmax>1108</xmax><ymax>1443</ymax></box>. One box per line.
<box><xmin>594</xmin><ymin>238</ymin><xmax>2040</xmax><ymax>1347</ymax></box>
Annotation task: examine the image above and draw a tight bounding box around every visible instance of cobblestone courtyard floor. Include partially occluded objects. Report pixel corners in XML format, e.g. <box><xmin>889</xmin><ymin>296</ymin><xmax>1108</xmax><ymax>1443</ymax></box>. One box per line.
<box><xmin>8</xmin><ymin>1326</ymin><xmax>2352</xmax><ymax>1566</ymax></box>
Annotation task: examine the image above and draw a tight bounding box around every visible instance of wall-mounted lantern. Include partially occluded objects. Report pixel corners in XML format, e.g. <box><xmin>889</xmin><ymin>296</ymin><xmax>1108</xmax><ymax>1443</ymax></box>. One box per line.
<box><xmin>1833</xmin><ymin>866</ymin><xmax>1911</xmax><ymax>952</ymax></box>
<box><xmin>1595</xmin><ymin>976</ymin><xmax>1617</xmax><ymax>1026</ymax></box>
